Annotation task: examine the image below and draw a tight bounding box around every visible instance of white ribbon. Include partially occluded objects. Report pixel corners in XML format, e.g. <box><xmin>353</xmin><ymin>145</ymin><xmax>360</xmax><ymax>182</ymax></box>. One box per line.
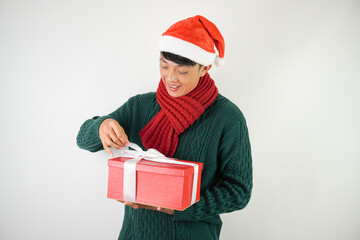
<box><xmin>117</xmin><ymin>142</ymin><xmax>199</xmax><ymax>205</ymax></box>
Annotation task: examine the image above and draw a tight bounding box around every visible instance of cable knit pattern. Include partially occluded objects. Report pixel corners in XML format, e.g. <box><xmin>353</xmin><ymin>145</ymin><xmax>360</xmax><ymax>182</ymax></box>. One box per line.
<box><xmin>76</xmin><ymin>92</ymin><xmax>252</xmax><ymax>240</ymax></box>
<box><xmin>140</xmin><ymin>73</ymin><xmax>218</xmax><ymax>157</ymax></box>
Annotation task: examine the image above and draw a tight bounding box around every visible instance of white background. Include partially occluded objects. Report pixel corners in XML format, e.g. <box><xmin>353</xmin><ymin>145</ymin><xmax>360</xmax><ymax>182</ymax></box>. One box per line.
<box><xmin>1</xmin><ymin>0</ymin><xmax>359</xmax><ymax>239</ymax></box>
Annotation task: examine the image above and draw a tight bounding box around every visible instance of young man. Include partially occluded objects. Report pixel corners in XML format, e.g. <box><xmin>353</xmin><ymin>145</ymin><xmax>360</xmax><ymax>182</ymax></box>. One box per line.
<box><xmin>77</xmin><ymin>15</ymin><xmax>252</xmax><ymax>240</ymax></box>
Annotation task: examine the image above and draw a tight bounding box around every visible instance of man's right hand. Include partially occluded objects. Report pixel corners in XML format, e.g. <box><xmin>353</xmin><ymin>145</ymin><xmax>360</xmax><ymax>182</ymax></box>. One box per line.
<box><xmin>99</xmin><ymin>118</ymin><xmax>129</xmax><ymax>157</ymax></box>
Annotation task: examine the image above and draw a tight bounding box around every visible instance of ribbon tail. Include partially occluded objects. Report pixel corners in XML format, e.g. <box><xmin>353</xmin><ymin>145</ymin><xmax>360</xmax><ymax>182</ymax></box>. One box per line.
<box><xmin>123</xmin><ymin>156</ymin><xmax>142</xmax><ymax>202</ymax></box>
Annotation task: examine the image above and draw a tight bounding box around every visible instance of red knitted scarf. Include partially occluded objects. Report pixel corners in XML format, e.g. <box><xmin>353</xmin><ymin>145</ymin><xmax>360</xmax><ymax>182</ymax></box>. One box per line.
<box><xmin>139</xmin><ymin>73</ymin><xmax>218</xmax><ymax>157</ymax></box>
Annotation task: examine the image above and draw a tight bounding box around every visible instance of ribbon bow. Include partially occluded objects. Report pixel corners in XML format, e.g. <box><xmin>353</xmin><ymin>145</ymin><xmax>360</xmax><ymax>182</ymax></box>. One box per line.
<box><xmin>118</xmin><ymin>143</ymin><xmax>199</xmax><ymax>205</ymax></box>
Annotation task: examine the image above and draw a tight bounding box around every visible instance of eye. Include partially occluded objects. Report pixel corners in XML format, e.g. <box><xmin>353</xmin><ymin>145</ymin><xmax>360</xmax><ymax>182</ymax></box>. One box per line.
<box><xmin>161</xmin><ymin>65</ymin><xmax>168</xmax><ymax>69</ymax></box>
<box><xmin>178</xmin><ymin>71</ymin><xmax>188</xmax><ymax>75</ymax></box>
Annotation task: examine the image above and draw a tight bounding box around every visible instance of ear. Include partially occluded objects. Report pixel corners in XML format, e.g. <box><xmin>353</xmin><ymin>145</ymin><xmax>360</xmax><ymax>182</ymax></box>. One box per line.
<box><xmin>199</xmin><ymin>65</ymin><xmax>212</xmax><ymax>77</ymax></box>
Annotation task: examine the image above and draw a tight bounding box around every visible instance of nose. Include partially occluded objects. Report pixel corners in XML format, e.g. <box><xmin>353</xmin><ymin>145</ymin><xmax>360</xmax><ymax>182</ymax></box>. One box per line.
<box><xmin>167</xmin><ymin>71</ymin><xmax>178</xmax><ymax>82</ymax></box>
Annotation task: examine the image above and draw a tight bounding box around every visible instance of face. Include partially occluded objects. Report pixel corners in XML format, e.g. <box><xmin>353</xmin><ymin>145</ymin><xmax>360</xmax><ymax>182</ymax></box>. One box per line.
<box><xmin>159</xmin><ymin>55</ymin><xmax>211</xmax><ymax>97</ymax></box>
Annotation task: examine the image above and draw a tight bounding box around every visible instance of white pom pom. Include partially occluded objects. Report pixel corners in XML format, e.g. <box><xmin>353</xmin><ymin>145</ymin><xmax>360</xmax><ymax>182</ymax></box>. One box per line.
<box><xmin>214</xmin><ymin>56</ymin><xmax>225</xmax><ymax>66</ymax></box>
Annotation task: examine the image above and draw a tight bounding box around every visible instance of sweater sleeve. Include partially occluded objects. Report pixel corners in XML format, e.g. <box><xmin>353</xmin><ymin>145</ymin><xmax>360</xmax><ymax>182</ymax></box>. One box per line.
<box><xmin>76</xmin><ymin>115</ymin><xmax>113</xmax><ymax>152</ymax></box>
<box><xmin>76</xmin><ymin>97</ymin><xmax>135</xmax><ymax>153</ymax></box>
<box><xmin>173</xmin><ymin>117</ymin><xmax>253</xmax><ymax>221</ymax></box>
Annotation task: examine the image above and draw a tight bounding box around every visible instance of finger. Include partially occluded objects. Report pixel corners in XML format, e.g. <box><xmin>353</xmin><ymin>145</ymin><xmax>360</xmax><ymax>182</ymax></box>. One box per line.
<box><xmin>102</xmin><ymin>142</ymin><xmax>114</xmax><ymax>157</ymax></box>
<box><xmin>99</xmin><ymin>132</ymin><xmax>114</xmax><ymax>156</ymax></box>
<box><xmin>156</xmin><ymin>207</ymin><xmax>174</xmax><ymax>215</ymax></box>
<box><xmin>124</xmin><ymin>202</ymin><xmax>157</xmax><ymax>211</ymax></box>
<box><xmin>113</xmin><ymin>126</ymin><xmax>129</xmax><ymax>145</ymax></box>
<box><xmin>124</xmin><ymin>202</ymin><xmax>139</xmax><ymax>209</ymax></box>
<box><xmin>123</xmin><ymin>201</ymin><xmax>135</xmax><ymax>207</ymax></box>
<box><xmin>108</xmin><ymin>130</ymin><xmax>124</xmax><ymax>149</ymax></box>
<box><xmin>104</xmin><ymin>136</ymin><xmax>124</xmax><ymax>150</ymax></box>
<box><xmin>140</xmin><ymin>204</ymin><xmax>157</xmax><ymax>211</ymax></box>
<box><xmin>157</xmin><ymin>207</ymin><xmax>166</xmax><ymax>213</ymax></box>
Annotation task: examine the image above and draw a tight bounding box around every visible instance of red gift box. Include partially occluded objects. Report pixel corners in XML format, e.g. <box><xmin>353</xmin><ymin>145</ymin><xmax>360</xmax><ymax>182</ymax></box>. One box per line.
<box><xmin>107</xmin><ymin>155</ymin><xmax>203</xmax><ymax>211</ymax></box>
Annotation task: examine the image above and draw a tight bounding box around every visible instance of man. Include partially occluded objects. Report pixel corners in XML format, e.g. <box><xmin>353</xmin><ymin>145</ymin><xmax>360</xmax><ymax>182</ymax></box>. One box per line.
<box><xmin>77</xmin><ymin>15</ymin><xmax>252</xmax><ymax>240</ymax></box>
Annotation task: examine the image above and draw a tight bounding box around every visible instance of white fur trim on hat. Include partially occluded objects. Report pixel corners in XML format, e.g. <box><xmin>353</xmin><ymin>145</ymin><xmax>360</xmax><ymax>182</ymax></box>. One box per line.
<box><xmin>214</xmin><ymin>56</ymin><xmax>225</xmax><ymax>67</ymax></box>
<box><xmin>159</xmin><ymin>35</ymin><xmax>217</xmax><ymax>66</ymax></box>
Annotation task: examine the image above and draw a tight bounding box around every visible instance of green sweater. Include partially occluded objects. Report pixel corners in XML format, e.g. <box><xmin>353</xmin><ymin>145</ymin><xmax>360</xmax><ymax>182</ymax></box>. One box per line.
<box><xmin>76</xmin><ymin>93</ymin><xmax>253</xmax><ymax>240</ymax></box>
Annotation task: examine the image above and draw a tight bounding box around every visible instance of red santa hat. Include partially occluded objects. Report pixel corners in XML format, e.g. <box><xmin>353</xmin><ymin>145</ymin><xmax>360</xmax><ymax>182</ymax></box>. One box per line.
<box><xmin>159</xmin><ymin>15</ymin><xmax>225</xmax><ymax>67</ymax></box>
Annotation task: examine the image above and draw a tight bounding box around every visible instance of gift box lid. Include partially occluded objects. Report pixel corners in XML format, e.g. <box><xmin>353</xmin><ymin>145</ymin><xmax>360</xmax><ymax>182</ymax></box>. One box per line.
<box><xmin>108</xmin><ymin>157</ymin><xmax>203</xmax><ymax>177</ymax></box>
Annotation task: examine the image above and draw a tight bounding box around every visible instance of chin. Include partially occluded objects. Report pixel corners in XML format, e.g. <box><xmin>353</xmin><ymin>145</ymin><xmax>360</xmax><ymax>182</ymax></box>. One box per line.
<box><xmin>168</xmin><ymin>92</ymin><xmax>182</xmax><ymax>98</ymax></box>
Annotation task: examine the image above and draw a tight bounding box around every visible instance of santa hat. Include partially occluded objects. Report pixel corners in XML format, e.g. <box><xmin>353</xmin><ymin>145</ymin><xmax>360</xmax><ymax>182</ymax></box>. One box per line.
<box><xmin>159</xmin><ymin>15</ymin><xmax>225</xmax><ymax>67</ymax></box>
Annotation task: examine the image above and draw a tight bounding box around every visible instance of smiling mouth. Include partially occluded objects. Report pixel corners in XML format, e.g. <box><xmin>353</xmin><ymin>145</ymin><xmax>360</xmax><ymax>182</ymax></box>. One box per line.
<box><xmin>168</xmin><ymin>84</ymin><xmax>180</xmax><ymax>91</ymax></box>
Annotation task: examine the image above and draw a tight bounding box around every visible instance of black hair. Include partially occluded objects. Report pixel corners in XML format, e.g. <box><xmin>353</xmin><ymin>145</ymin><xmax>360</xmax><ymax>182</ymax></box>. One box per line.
<box><xmin>161</xmin><ymin>51</ymin><xmax>203</xmax><ymax>69</ymax></box>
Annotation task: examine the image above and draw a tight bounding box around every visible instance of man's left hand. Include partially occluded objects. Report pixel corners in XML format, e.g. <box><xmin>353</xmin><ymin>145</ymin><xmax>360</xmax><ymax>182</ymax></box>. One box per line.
<box><xmin>117</xmin><ymin>200</ymin><xmax>175</xmax><ymax>215</ymax></box>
